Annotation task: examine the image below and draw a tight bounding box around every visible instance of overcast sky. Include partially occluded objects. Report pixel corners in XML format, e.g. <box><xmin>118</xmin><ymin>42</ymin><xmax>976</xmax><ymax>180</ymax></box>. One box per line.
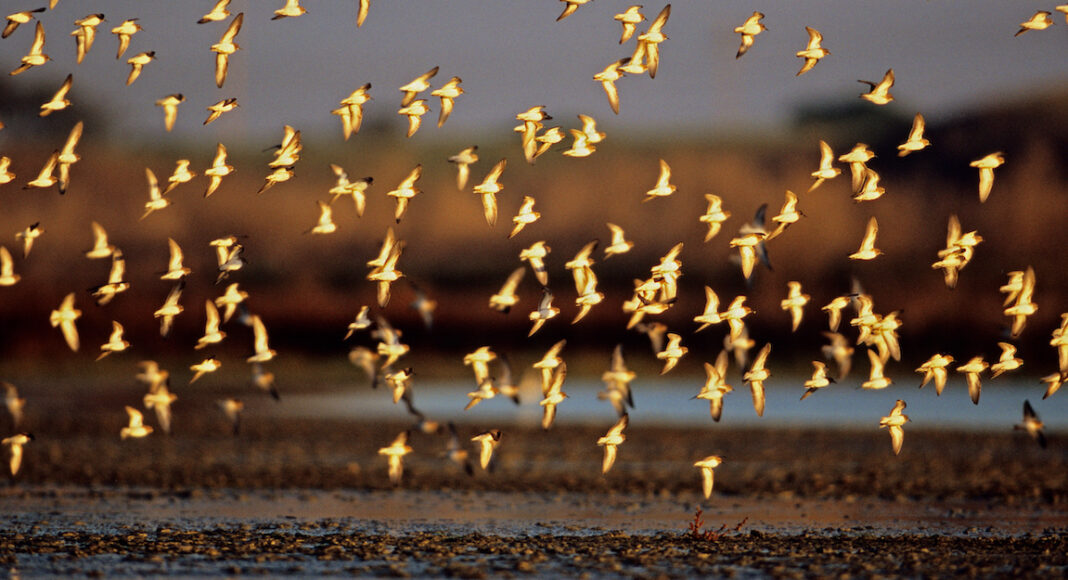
<box><xmin>3</xmin><ymin>1</ymin><xmax>1067</xmax><ymax>143</ymax></box>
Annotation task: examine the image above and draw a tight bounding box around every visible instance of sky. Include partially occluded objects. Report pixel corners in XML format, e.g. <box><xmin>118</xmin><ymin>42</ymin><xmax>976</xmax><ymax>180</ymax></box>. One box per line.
<box><xmin>2</xmin><ymin>1</ymin><xmax>1068</xmax><ymax>145</ymax></box>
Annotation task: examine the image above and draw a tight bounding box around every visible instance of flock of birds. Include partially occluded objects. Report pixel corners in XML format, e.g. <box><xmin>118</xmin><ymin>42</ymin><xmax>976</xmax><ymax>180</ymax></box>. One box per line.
<box><xmin>0</xmin><ymin>2</ymin><xmax>1065</xmax><ymax>499</ymax></box>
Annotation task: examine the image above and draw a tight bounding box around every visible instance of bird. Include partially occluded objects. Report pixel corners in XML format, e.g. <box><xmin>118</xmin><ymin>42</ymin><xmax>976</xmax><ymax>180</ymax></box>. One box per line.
<box><xmin>1016</xmin><ymin>11</ymin><xmax>1053</xmax><ymax>36</ymax></box>
<box><xmin>801</xmin><ymin>361</ymin><xmax>834</xmax><ymax>401</ymax></box>
<box><xmin>604</xmin><ymin>223</ymin><xmax>634</xmax><ymax>258</ymax></box>
<box><xmin>1015</xmin><ymin>400</ymin><xmax>1047</xmax><ymax>448</ymax></box>
<box><xmin>24</xmin><ymin>151</ymin><xmax>59</xmax><ymax>191</ymax></box>
<box><xmin>89</xmin><ymin>250</ymin><xmax>130</xmax><ymax>306</ymax></box>
<box><xmin>795</xmin><ymin>26</ymin><xmax>829</xmax><ymax>75</ymax></box>
<box><xmin>10</xmin><ymin>21</ymin><xmax>50</xmax><ymax>76</ymax></box>
<box><xmin>430</xmin><ymin>76</ymin><xmax>463</xmax><ymax>127</ymax></box>
<box><xmin>473</xmin><ymin>158</ymin><xmax>506</xmax><ymax>227</ymax></box>
<box><xmin>15</xmin><ymin>223</ymin><xmax>42</xmax><ymax>258</ymax></box>
<box><xmin>39</xmin><ymin>74</ymin><xmax>73</xmax><ymax>117</ymax></box>
<box><xmin>519</xmin><ymin>241</ymin><xmax>551</xmax><ymax>286</ymax></box>
<box><xmin>643</xmin><ymin>159</ymin><xmax>676</xmax><ymax>201</ymax></box>
<box><xmin>357</xmin><ymin>0</ymin><xmax>370</xmax><ymax>27</ymax></box>
<box><xmin>2</xmin><ymin>432</ymin><xmax>33</xmax><ymax>476</ymax></box>
<box><xmin>218</xmin><ymin>398</ymin><xmax>244</xmax><ymax>436</ymax></box>
<box><xmin>838</xmin><ymin>143</ymin><xmax>875</xmax><ymax>193</ymax></box>
<box><xmin>3</xmin><ymin>383</ymin><xmax>26</xmax><ymax>429</ymax></box>
<box><xmin>656</xmin><ymin>333</ymin><xmax>688</xmax><ymax>375</ymax></box>
<box><xmin>49</xmin><ymin>293</ymin><xmax>81</xmax><ymax>352</ymax></box>
<box><xmin>463</xmin><ymin>346</ymin><xmax>497</xmax><ymax>388</ymax></box>
<box><xmin>110</xmin><ymin>18</ymin><xmax>141</xmax><ymax>59</ymax></box>
<box><xmin>71</xmin><ymin>14</ymin><xmax>105</xmax><ymax>64</ymax></box>
<box><xmin>378</xmin><ymin>431</ymin><xmax>413</xmax><ymax>484</ymax></box>
<box><xmin>743</xmin><ymin>343</ymin><xmax>771</xmax><ymax>416</ymax></box>
<box><xmin>333</xmin><ymin>83</ymin><xmax>372</xmax><ymax>140</ymax></box>
<box><xmin>154</xmin><ymin>282</ymin><xmax>184</xmax><ymax>338</ymax></box>
<box><xmin>96</xmin><ymin>321</ymin><xmax>130</xmax><ymax>361</ymax></box>
<box><xmin>399</xmin><ymin>66</ymin><xmax>438</xmax><ymax>107</ymax></box>
<box><xmin>768</xmin><ymin>190</ymin><xmax>803</xmax><ymax>240</ymax></box>
<box><xmin>196</xmin><ymin>300</ymin><xmax>226</xmax><ymax>350</ymax></box>
<box><xmin>858</xmin><ymin>69</ymin><xmax>894</xmax><ymax>105</ymax></box>
<box><xmin>448</xmin><ymin>146</ymin><xmax>478</xmax><ymax>190</ymax></box>
<box><xmin>1041</xmin><ymin>373</ymin><xmax>1064</xmax><ymax>401</ymax></box>
<box><xmin>969</xmin><ymin>152</ymin><xmax>1005</xmax><ymax>203</ymax></box>
<box><xmin>143</xmin><ymin>383</ymin><xmax>178</xmax><ymax>435</ymax></box>
<box><xmin>821</xmin><ymin>296</ymin><xmax>850</xmax><ymax>333</ymax></box>
<box><xmin>306</xmin><ymin>201</ymin><xmax>337</xmax><ymax>235</ymax></box>
<box><xmin>489</xmin><ymin>267</ymin><xmax>525</xmax><ymax>313</ymax></box>
<box><xmin>247</xmin><ymin>314</ymin><xmax>277</xmax><ymax>363</ymax></box>
<box><xmin>328</xmin><ymin>164</ymin><xmax>371</xmax><ymax>216</ymax></box>
<box><xmin>539</xmin><ymin>362</ymin><xmax>568</xmax><ymax>430</ymax></box>
<box><xmin>528</xmin><ymin>287</ymin><xmax>560</xmax><ymax>337</ymax></box>
<box><xmin>199</xmin><ymin>0</ymin><xmax>231</xmax><ymax>23</ymax></box>
<box><xmin>211</xmin><ymin>13</ymin><xmax>243</xmax><ymax>88</ymax></box>
<box><xmin>471</xmin><ymin>429</ymin><xmax>502</xmax><ymax>471</ymax></box>
<box><xmin>385</xmin><ymin>165</ymin><xmax>422</xmax><ymax>223</ymax></box>
<box><xmin>916</xmin><ymin>354</ymin><xmax>954</xmax><ymax>395</ymax></box>
<box><xmin>635</xmin><ymin>4</ymin><xmax>670</xmax><ymax>78</ymax></box>
<box><xmin>777</xmin><ymin>281</ymin><xmax>807</xmax><ymax>331</ymax></box>
<box><xmin>809</xmin><ymin>140</ymin><xmax>841</xmax><ymax>192</ymax></box>
<box><xmin>163</xmin><ymin>159</ymin><xmax>196</xmax><ymax>194</ymax></box>
<box><xmin>696</xmin><ymin>351</ymin><xmax>732</xmax><ymax>421</ymax></box>
<box><xmin>189</xmin><ymin>357</ymin><xmax>221</xmax><ymax>385</ymax></box>
<box><xmin>593</xmin><ymin>58</ymin><xmax>629</xmax><ymax>115</ymax></box>
<box><xmin>509</xmin><ymin>196</ymin><xmax>541</xmax><ymax>239</ymax></box>
<box><xmin>556</xmin><ymin>0</ymin><xmax>592</xmax><ymax>22</ymax></box>
<box><xmin>397</xmin><ymin>98</ymin><xmax>429</xmax><ymax>138</ymax></box>
<box><xmin>956</xmin><ymin>356</ymin><xmax>989</xmax><ymax>405</ymax></box>
<box><xmin>897</xmin><ymin>113</ymin><xmax>930</xmax><ymax>156</ymax></box>
<box><xmin>990</xmin><ymin>342</ymin><xmax>1023</xmax><ymax>378</ymax></box>
<box><xmin>694</xmin><ymin>455</ymin><xmax>723</xmax><ymax>499</ymax></box>
<box><xmin>852</xmin><ymin>168</ymin><xmax>885</xmax><ymax>203</ymax></box>
<box><xmin>733</xmin><ymin>11</ymin><xmax>767</xmax><ymax>58</ymax></box>
<box><xmin>120</xmin><ymin>406</ymin><xmax>153</xmax><ymax>440</ymax></box>
<box><xmin>125</xmin><ymin>51</ymin><xmax>155</xmax><ymax>85</ymax></box>
<box><xmin>272</xmin><ymin>0</ymin><xmax>307</xmax><ymax>20</ymax></box>
<box><xmin>849</xmin><ymin>217</ymin><xmax>883</xmax><ymax>260</ymax></box>
<box><xmin>3</xmin><ymin>8</ymin><xmax>45</xmax><ymax>40</ymax></box>
<box><xmin>0</xmin><ymin>246</ymin><xmax>19</xmax><ymax>287</ymax></box>
<box><xmin>861</xmin><ymin>348</ymin><xmax>892</xmax><ymax>390</ymax></box>
<box><xmin>160</xmin><ymin>238</ymin><xmax>191</xmax><ymax>281</ymax></box>
<box><xmin>0</xmin><ymin>156</ymin><xmax>14</xmax><ymax>186</ymax></box>
<box><xmin>699</xmin><ymin>195</ymin><xmax>731</xmax><ymax>242</ymax></box>
<box><xmin>614</xmin><ymin>6</ymin><xmax>645</xmax><ymax>43</ymax></box>
<box><xmin>1003</xmin><ymin>266</ymin><xmax>1037</xmax><ymax>338</ymax></box>
<box><xmin>692</xmin><ymin>286</ymin><xmax>724</xmax><ymax>333</ymax></box>
<box><xmin>879</xmin><ymin>400</ymin><xmax>909</xmax><ymax>455</ymax></box>
<box><xmin>597</xmin><ymin>414</ymin><xmax>628</xmax><ymax>475</ymax></box>
<box><xmin>204</xmin><ymin>143</ymin><xmax>234</xmax><ymax>197</ymax></box>
<box><xmin>214</xmin><ymin>282</ymin><xmax>248</xmax><ymax>324</ymax></box>
<box><xmin>204</xmin><ymin>97</ymin><xmax>238</xmax><ymax>125</ymax></box>
<box><xmin>139</xmin><ymin>167</ymin><xmax>171</xmax><ymax>220</ymax></box>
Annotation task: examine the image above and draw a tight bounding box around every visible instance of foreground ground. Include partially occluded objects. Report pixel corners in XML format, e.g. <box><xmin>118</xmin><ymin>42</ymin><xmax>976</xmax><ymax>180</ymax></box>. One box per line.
<box><xmin>1</xmin><ymin>405</ymin><xmax>1066</xmax><ymax>577</ymax></box>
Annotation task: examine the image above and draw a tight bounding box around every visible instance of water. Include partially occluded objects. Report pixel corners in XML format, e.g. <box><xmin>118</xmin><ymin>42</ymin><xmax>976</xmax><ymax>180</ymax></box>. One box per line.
<box><xmin>273</xmin><ymin>376</ymin><xmax>1065</xmax><ymax>431</ymax></box>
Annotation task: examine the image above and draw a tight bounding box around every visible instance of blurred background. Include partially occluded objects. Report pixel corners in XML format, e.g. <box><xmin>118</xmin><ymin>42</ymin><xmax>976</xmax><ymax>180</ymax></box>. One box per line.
<box><xmin>0</xmin><ymin>0</ymin><xmax>1066</xmax><ymax>393</ymax></box>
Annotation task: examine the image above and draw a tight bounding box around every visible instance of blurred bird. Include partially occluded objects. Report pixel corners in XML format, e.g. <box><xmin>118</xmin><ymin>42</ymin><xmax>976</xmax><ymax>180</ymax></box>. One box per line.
<box><xmin>861</xmin><ymin>349</ymin><xmax>892</xmax><ymax>390</ymax></box>
<box><xmin>694</xmin><ymin>455</ymin><xmax>722</xmax><ymax>499</ymax></box>
<box><xmin>218</xmin><ymin>398</ymin><xmax>243</xmax><ymax>436</ymax></box>
<box><xmin>473</xmin><ymin>159</ymin><xmax>506</xmax><ymax>226</ymax></box>
<box><xmin>698</xmin><ymin>194</ymin><xmax>731</xmax><ymax>242</ymax></box>
<box><xmin>510</xmin><ymin>196</ymin><xmax>541</xmax><ymax>239</ymax></box>
<box><xmin>657</xmin><ymin>333</ymin><xmax>688</xmax><ymax>375</ymax></box>
<box><xmin>519</xmin><ymin>241</ymin><xmax>551</xmax><ymax>286</ymax></box>
<box><xmin>989</xmin><ymin>342</ymin><xmax>1023</xmax><ymax>378</ymax></box>
<box><xmin>0</xmin><ymin>246</ymin><xmax>19</xmax><ymax>287</ymax></box>
<box><xmin>96</xmin><ymin>321</ymin><xmax>129</xmax><ymax>361</ymax></box>
<box><xmin>4</xmin><ymin>383</ymin><xmax>26</xmax><ymax>429</ymax></box>
<box><xmin>306</xmin><ymin>201</ymin><xmax>337</xmax><ymax>235</ymax></box>
<box><xmin>2</xmin><ymin>432</ymin><xmax>32</xmax><ymax>476</ymax></box>
<box><xmin>121</xmin><ymin>405</ymin><xmax>153</xmax><ymax>439</ymax></box>
<box><xmin>357</xmin><ymin>0</ymin><xmax>370</xmax><ymax>27</ymax></box>
<box><xmin>154</xmin><ymin>282</ymin><xmax>184</xmax><ymax>337</ymax></box>
<box><xmin>597</xmin><ymin>414</ymin><xmax>628</xmax><ymax>475</ymax></box>
<box><xmin>1014</xmin><ymin>400</ymin><xmax>1046</xmax><ymax>448</ymax></box>
<box><xmin>528</xmin><ymin>287</ymin><xmax>559</xmax><ymax>336</ymax></box>
<box><xmin>204</xmin><ymin>143</ymin><xmax>234</xmax><ymax>197</ymax></box>
<box><xmin>801</xmin><ymin>361</ymin><xmax>834</xmax><ymax>401</ymax></box>
<box><xmin>328</xmin><ymin>164</ymin><xmax>371</xmax><ymax>216</ymax></box>
<box><xmin>247</xmin><ymin>314</ymin><xmax>277</xmax><ymax>363</ymax></box>
<box><xmin>196</xmin><ymin>300</ymin><xmax>226</xmax><ymax>350</ymax></box>
<box><xmin>71</xmin><ymin>14</ymin><xmax>105</xmax><ymax>64</ymax></box>
<box><xmin>430</xmin><ymin>76</ymin><xmax>463</xmax><ymax>127</ymax></box>
<box><xmin>447</xmin><ymin>146</ymin><xmax>478</xmax><ymax>190</ymax></box>
<box><xmin>189</xmin><ymin>357</ymin><xmax>220</xmax><ymax>385</ymax></box>
<box><xmin>604</xmin><ymin>223</ymin><xmax>634</xmax><ymax>258</ymax></box>
<box><xmin>879</xmin><ymin>399</ymin><xmax>908</xmax><ymax>455</ymax></box>
<box><xmin>643</xmin><ymin>159</ymin><xmax>676</xmax><ymax>201</ymax></box>
<box><xmin>557</xmin><ymin>0</ymin><xmax>591</xmax><ymax>22</ymax></box>
<box><xmin>379</xmin><ymin>431</ymin><xmax>413</xmax><ymax>484</ymax></box>
<box><xmin>849</xmin><ymin>217</ymin><xmax>882</xmax><ymax>260</ymax></box>
<box><xmin>539</xmin><ymin>362</ymin><xmax>568</xmax><ymax>430</ymax></box>
<box><xmin>696</xmin><ymin>351</ymin><xmax>732</xmax><ymax>421</ymax></box>
<box><xmin>140</xmin><ymin>168</ymin><xmax>170</xmax><ymax>220</ymax></box>
<box><xmin>399</xmin><ymin>66</ymin><xmax>438</xmax><ymax>107</ymax></box>
<box><xmin>272</xmin><ymin>0</ymin><xmax>307</xmax><ymax>20</ymax></box>
<box><xmin>969</xmin><ymin>152</ymin><xmax>1005</xmax><ymax>203</ymax></box>
<box><xmin>143</xmin><ymin>383</ymin><xmax>177</xmax><ymax>435</ymax></box>
<box><xmin>635</xmin><ymin>4</ymin><xmax>670</xmax><ymax>77</ymax></box>
<box><xmin>594</xmin><ymin>58</ymin><xmax>629</xmax><ymax>114</ymax></box>
<box><xmin>386</xmin><ymin>165</ymin><xmax>422</xmax><ymax>223</ymax></box>
<box><xmin>471</xmin><ymin>429</ymin><xmax>502</xmax><ymax>471</ymax></box>
<box><xmin>489</xmin><ymin>267</ymin><xmax>524</xmax><ymax>313</ymax></box>
<box><xmin>397</xmin><ymin>98</ymin><xmax>429</xmax><ymax>138</ymax></box>
<box><xmin>204</xmin><ymin>97</ymin><xmax>238</xmax><ymax>125</ymax></box>
<box><xmin>163</xmin><ymin>159</ymin><xmax>196</xmax><ymax>194</ymax></box>
<box><xmin>49</xmin><ymin>293</ymin><xmax>81</xmax><ymax>351</ymax></box>
<box><xmin>199</xmin><ymin>0</ymin><xmax>231</xmax><ymax>23</ymax></box>
<box><xmin>809</xmin><ymin>140</ymin><xmax>841</xmax><ymax>192</ymax></box>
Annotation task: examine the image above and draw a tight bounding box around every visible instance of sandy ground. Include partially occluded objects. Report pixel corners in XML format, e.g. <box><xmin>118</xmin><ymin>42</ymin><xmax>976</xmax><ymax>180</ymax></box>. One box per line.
<box><xmin>1</xmin><ymin>405</ymin><xmax>1066</xmax><ymax>577</ymax></box>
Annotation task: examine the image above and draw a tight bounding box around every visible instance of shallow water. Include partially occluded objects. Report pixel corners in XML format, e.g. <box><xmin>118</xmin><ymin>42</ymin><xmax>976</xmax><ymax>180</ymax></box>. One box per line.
<box><xmin>277</xmin><ymin>377</ymin><xmax>1066</xmax><ymax>430</ymax></box>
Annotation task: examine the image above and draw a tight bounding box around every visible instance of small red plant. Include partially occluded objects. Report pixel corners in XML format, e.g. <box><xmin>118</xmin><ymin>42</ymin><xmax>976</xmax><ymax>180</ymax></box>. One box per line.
<box><xmin>686</xmin><ymin>508</ymin><xmax>748</xmax><ymax>541</ymax></box>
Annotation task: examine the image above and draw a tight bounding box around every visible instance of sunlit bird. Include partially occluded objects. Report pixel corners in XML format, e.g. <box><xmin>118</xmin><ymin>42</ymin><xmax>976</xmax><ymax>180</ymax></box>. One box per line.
<box><xmin>733</xmin><ymin>11</ymin><xmax>767</xmax><ymax>58</ymax></box>
<box><xmin>2</xmin><ymin>432</ymin><xmax>32</xmax><ymax>476</ymax></box>
<box><xmin>969</xmin><ymin>152</ymin><xmax>1005</xmax><ymax>203</ymax></box>
<box><xmin>956</xmin><ymin>356</ymin><xmax>989</xmax><ymax>405</ymax></box>
<box><xmin>39</xmin><ymin>74</ymin><xmax>72</xmax><ymax>117</ymax></box>
<box><xmin>614</xmin><ymin>6</ymin><xmax>645</xmax><ymax>43</ymax></box>
<box><xmin>199</xmin><ymin>0</ymin><xmax>231</xmax><ymax>23</ymax></box>
<box><xmin>49</xmin><ymin>292</ymin><xmax>81</xmax><ymax>352</ymax></box>
<box><xmin>430</xmin><ymin>76</ymin><xmax>463</xmax><ymax>127</ymax></box>
<box><xmin>597</xmin><ymin>414</ymin><xmax>628</xmax><ymax>475</ymax></box>
<box><xmin>3</xmin><ymin>8</ymin><xmax>45</xmax><ymax>40</ymax></box>
<box><xmin>272</xmin><ymin>0</ymin><xmax>307</xmax><ymax>20</ymax></box>
<box><xmin>125</xmin><ymin>51</ymin><xmax>155</xmax><ymax>85</ymax></box>
<box><xmin>448</xmin><ymin>145</ymin><xmax>478</xmax><ymax>190</ymax></box>
<box><xmin>897</xmin><ymin>112</ymin><xmax>930</xmax><ymax>156</ymax></box>
<box><xmin>110</xmin><ymin>18</ymin><xmax>141</xmax><ymax>59</ymax></box>
<box><xmin>10</xmin><ymin>21</ymin><xmax>50</xmax><ymax>76</ymax></box>
<box><xmin>849</xmin><ymin>216</ymin><xmax>883</xmax><ymax>260</ymax></box>
<box><xmin>378</xmin><ymin>431</ymin><xmax>413</xmax><ymax>484</ymax></box>
<box><xmin>471</xmin><ymin>429</ymin><xmax>502</xmax><ymax>471</ymax></box>
<box><xmin>211</xmin><ymin>13</ymin><xmax>243</xmax><ymax>88</ymax></box>
<box><xmin>879</xmin><ymin>399</ymin><xmax>909</xmax><ymax>455</ymax></box>
<box><xmin>1016</xmin><ymin>11</ymin><xmax>1053</xmax><ymax>36</ymax></box>
<box><xmin>120</xmin><ymin>405</ymin><xmax>153</xmax><ymax>440</ymax></box>
<box><xmin>743</xmin><ymin>343</ymin><xmax>771</xmax><ymax>417</ymax></box>
<box><xmin>795</xmin><ymin>26</ymin><xmax>829</xmax><ymax>75</ymax></box>
<box><xmin>858</xmin><ymin>68</ymin><xmax>894</xmax><ymax>105</ymax></box>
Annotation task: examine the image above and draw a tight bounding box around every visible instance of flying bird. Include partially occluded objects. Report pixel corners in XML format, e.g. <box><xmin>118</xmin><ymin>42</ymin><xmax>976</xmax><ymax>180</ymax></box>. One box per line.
<box><xmin>858</xmin><ymin>69</ymin><xmax>894</xmax><ymax>105</ymax></box>
<box><xmin>694</xmin><ymin>455</ymin><xmax>723</xmax><ymax>499</ymax></box>
<box><xmin>795</xmin><ymin>26</ymin><xmax>829</xmax><ymax>75</ymax></box>
<box><xmin>879</xmin><ymin>399</ymin><xmax>909</xmax><ymax>455</ymax></box>
<box><xmin>49</xmin><ymin>293</ymin><xmax>81</xmax><ymax>351</ymax></box>
<box><xmin>733</xmin><ymin>11</ymin><xmax>767</xmax><ymax>58</ymax></box>
<box><xmin>39</xmin><ymin>74</ymin><xmax>73</xmax><ymax>117</ymax></box>
<box><xmin>597</xmin><ymin>414</ymin><xmax>628</xmax><ymax>475</ymax></box>
<box><xmin>211</xmin><ymin>13</ymin><xmax>243</xmax><ymax>88</ymax></box>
